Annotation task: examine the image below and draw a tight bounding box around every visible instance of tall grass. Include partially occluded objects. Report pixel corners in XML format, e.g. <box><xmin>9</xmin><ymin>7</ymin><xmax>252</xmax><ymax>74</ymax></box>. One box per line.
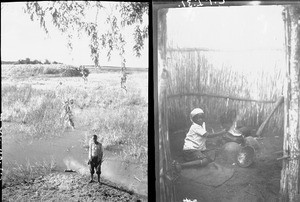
<box><xmin>75</xmin><ymin>84</ymin><xmax>148</xmax><ymax>166</ymax></box>
<box><xmin>2</xmin><ymin>84</ymin><xmax>65</xmax><ymax>139</ymax></box>
<box><xmin>90</xmin><ymin>106</ymin><xmax>147</xmax><ymax>164</ymax></box>
<box><xmin>2</xmin><ymin>77</ymin><xmax>148</xmax><ymax>168</ymax></box>
<box><xmin>3</xmin><ymin>157</ymin><xmax>57</xmax><ymax>187</ymax></box>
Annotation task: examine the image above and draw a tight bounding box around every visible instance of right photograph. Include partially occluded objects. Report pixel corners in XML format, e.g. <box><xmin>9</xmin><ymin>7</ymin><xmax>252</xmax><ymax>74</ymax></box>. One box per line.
<box><xmin>154</xmin><ymin>1</ymin><xmax>300</xmax><ymax>202</ymax></box>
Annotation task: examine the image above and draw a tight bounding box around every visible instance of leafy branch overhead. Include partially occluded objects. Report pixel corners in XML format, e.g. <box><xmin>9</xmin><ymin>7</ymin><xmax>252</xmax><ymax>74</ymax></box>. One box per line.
<box><xmin>24</xmin><ymin>1</ymin><xmax>148</xmax><ymax>67</ymax></box>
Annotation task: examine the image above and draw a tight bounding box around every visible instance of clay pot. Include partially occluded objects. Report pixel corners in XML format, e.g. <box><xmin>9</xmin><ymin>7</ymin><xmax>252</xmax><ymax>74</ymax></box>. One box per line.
<box><xmin>244</xmin><ymin>136</ymin><xmax>261</xmax><ymax>155</ymax></box>
<box><xmin>236</xmin><ymin>146</ymin><xmax>255</xmax><ymax>167</ymax></box>
<box><xmin>217</xmin><ymin>142</ymin><xmax>242</xmax><ymax>165</ymax></box>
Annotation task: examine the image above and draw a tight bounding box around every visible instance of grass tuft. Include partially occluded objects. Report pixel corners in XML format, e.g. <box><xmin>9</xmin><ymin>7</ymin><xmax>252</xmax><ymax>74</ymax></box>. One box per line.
<box><xmin>3</xmin><ymin>157</ymin><xmax>57</xmax><ymax>187</ymax></box>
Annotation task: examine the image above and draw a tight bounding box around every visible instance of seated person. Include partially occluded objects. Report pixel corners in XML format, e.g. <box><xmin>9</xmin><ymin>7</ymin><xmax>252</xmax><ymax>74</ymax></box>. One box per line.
<box><xmin>173</xmin><ymin>108</ymin><xmax>228</xmax><ymax>172</ymax></box>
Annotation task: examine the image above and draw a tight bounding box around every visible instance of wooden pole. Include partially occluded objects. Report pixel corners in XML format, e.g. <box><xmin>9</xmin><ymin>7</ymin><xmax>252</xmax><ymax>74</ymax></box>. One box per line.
<box><xmin>155</xmin><ymin>6</ymin><xmax>176</xmax><ymax>202</ymax></box>
<box><xmin>280</xmin><ymin>5</ymin><xmax>300</xmax><ymax>202</ymax></box>
<box><xmin>168</xmin><ymin>92</ymin><xmax>278</xmax><ymax>103</ymax></box>
<box><xmin>256</xmin><ymin>96</ymin><xmax>284</xmax><ymax>137</ymax></box>
<box><xmin>159</xmin><ymin>66</ymin><xmax>176</xmax><ymax>202</ymax></box>
<box><xmin>166</xmin><ymin>47</ymin><xmax>283</xmax><ymax>52</ymax></box>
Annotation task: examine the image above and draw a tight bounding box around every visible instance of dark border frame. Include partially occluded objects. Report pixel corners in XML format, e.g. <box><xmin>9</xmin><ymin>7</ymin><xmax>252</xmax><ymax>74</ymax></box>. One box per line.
<box><xmin>152</xmin><ymin>1</ymin><xmax>299</xmax><ymax>201</ymax></box>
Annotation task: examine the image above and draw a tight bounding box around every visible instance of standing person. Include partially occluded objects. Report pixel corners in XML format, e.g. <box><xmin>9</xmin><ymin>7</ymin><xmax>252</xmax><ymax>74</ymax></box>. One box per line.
<box><xmin>174</xmin><ymin>108</ymin><xmax>228</xmax><ymax>172</ymax></box>
<box><xmin>62</xmin><ymin>99</ymin><xmax>75</xmax><ymax>130</ymax></box>
<box><xmin>81</xmin><ymin>66</ymin><xmax>88</xmax><ymax>83</ymax></box>
<box><xmin>88</xmin><ymin>135</ymin><xmax>103</xmax><ymax>183</ymax></box>
<box><xmin>120</xmin><ymin>73</ymin><xmax>127</xmax><ymax>92</ymax></box>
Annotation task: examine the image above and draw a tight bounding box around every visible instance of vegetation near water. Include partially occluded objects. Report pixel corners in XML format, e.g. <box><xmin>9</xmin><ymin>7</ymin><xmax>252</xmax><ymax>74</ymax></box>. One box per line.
<box><xmin>2</xmin><ymin>64</ymin><xmax>148</xmax><ymax>186</ymax></box>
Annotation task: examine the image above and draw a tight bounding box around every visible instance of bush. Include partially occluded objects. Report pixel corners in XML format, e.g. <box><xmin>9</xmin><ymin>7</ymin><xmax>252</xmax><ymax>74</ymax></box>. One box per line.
<box><xmin>43</xmin><ymin>65</ymin><xmax>90</xmax><ymax>77</ymax></box>
<box><xmin>61</xmin><ymin>66</ymin><xmax>90</xmax><ymax>77</ymax></box>
<box><xmin>43</xmin><ymin>67</ymin><xmax>61</xmax><ymax>75</ymax></box>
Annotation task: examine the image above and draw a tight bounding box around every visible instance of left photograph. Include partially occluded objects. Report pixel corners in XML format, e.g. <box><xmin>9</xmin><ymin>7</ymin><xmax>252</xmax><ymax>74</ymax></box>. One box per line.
<box><xmin>1</xmin><ymin>1</ymin><xmax>148</xmax><ymax>201</ymax></box>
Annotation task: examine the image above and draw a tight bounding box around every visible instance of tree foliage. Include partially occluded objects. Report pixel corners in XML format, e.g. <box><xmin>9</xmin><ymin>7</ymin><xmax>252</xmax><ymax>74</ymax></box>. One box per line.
<box><xmin>18</xmin><ymin>58</ymin><xmax>42</xmax><ymax>64</ymax></box>
<box><xmin>44</xmin><ymin>59</ymin><xmax>51</xmax><ymax>64</ymax></box>
<box><xmin>17</xmin><ymin>58</ymin><xmax>55</xmax><ymax>64</ymax></box>
<box><xmin>23</xmin><ymin>1</ymin><xmax>148</xmax><ymax>67</ymax></box>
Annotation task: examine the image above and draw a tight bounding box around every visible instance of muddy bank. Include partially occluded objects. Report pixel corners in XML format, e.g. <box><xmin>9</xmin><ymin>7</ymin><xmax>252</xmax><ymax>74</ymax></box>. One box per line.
<box><xmin>2</xmin><ymin>172</ymin><xmax>146</xmax><ymax>202</ymax></box>
<box><xmin>2</xmin><ymin>125</ymin><xmax>147</xmax><ymax>197</ymax></box>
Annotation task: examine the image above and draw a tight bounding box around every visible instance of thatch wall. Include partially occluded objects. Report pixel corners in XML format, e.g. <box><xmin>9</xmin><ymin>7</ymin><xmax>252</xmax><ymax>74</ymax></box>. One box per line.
<box><xmin>166</xmin><ymin>49</ymin><xmax>285</xmax><ymax>136</ymax></box>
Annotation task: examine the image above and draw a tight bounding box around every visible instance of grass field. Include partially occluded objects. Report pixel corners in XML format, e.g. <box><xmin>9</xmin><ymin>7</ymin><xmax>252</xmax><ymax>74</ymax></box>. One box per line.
<box><xmin>2</xmin><ymin>64</ymin><xmax>148</xmax><ymax>191</ymax></box>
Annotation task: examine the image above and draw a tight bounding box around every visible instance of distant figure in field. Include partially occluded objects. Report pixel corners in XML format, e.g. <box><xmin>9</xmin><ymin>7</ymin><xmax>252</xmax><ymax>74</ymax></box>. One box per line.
<box><xmin>120</xmin><ymin>73</ymin><xmax>127</xmax><ymax>92</ymax></box>
<box><xmin>56</xmin><ymin>81</ymin><xmax>63</xmax><ymax>89</ymax></box>
<box><xmin>80</xmin><ymin>66</ymin><xmax>88</xmax><ymax>84</ymax></box>
<box><xmin>61</xmin><ymin>99</ymin><xmax>75</xmax><ymax>130</ymax></box>
<box><xmin>88</xmin><ymin>135</ymin><xmax>103</xmax><ymax>183</ymax></box>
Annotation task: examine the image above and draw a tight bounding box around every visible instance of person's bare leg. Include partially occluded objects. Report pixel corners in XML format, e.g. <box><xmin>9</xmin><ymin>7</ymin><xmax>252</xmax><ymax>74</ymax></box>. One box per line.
<box><xmin>90</xmin><ymin>174</ymin><xmax>94</xmax><ymax>183</ymax></box>
<box><xmin>96</xmin><ymin>163</ymin><xmax>101</xmax><ymax>183</ymax></box>
<box><xmin>97</xmin><ymin>174</ymin><xmax>100</xmax><ymax>183</ymax></box>
<box><xmin>181</xmin><ymin>158</ymin><xmax>210</xmax><ymax>168</ymax></box>
<box><xmin>90</xmin><ymin>166</ymin><xmax>94</xmax><ymax>183</ymax></box>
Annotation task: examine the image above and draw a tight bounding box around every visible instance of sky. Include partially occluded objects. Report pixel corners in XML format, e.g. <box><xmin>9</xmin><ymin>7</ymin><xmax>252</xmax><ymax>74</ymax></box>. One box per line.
<box><xmin>167</xmin><ymin>5</ymin><xmax>284</xmax><ymax>50</ymax></box>
<box><xmin>166</xmin><ymin>5</ymin><xmax>285</xmax><ymax>73</ymax></box>
<box><xmin>1</xmin><ymin>2</ymin><xmax>148</xmax><ymax>67</ymax></box>
<box><xmin>164</xmin><ymin>4</ymin><xmax>286</xmax><ymax>100</ymax></box>
<box><xmin>1</xmin><ymin>3</ymin><xmax>285</xmax><ymax>68</ymax></box>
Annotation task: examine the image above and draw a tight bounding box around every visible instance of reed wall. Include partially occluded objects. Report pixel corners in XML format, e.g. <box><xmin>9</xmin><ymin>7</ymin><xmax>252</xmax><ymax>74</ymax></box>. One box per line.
<box><xmin>165</xmin><ymin>49</ymin><xmax>285</xmax><ymax>136</ymax></box>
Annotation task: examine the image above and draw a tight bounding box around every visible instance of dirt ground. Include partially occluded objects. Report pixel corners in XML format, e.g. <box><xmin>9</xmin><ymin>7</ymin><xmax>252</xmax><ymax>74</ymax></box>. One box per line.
<box><xmin>175</xmin><ymin>157</ymin><xmax>282</xmax><ymax>202</ymax></box>
<box><xmin>2</xmin><ymin>172</ymin><xmax>146</xmax><ymax>202</ymax></box>
<box><xmin>170</xmin><ymin>127</ymin><xmax>286</xmax><ymax>202</ymax></box>
<box><xmin>2</xmin><ymin>122</ymin><xmax>148</xmax><ymax>198</ymax></box>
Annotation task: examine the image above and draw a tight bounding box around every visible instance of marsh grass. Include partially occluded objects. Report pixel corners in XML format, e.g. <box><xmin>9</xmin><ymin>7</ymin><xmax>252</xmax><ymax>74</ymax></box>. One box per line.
<box><xmin>2</xmin><ymin>72</ymin><xmax>148</xmax><ymax>170</ymax></box>
<box><xmin>78</xmin><ymin>91</ymin><xmax>148</xmax><ymax>166</ymax></box>
<box><xmin>85</xmin><ymin>105</ymin><xmax>147</xmax><ymax>164</ymax></box>
<box><xmin>2</xmin><ymin>84</ymin><xmax>65</xmax><ymax>139</ymax></box>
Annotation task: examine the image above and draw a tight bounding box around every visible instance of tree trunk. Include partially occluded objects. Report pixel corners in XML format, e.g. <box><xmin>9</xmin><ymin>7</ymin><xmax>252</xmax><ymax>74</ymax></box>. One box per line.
<box><xmin>280</xmin><ymin>5</ymin><xmax>300</xmax><ymax>202</ymax></box>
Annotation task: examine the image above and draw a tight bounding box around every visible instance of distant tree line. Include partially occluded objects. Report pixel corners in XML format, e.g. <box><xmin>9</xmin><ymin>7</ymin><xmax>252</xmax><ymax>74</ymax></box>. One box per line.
<box><xmin>13</xmin><ymin>58</ymin><xmax>63</xmax><ymax>65</ymax></box>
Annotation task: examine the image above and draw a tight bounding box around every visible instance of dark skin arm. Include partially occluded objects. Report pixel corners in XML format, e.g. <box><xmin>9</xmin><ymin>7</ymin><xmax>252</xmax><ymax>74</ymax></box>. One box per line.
<box><xmin>203</xmin><ymin>129</ymin><xmax>227</xmax><ymax>138</ymax></box>
<box><xmin>193</xmin><ymin>114</ymin><xmax>229</xmax><ymax>138</ymax></box>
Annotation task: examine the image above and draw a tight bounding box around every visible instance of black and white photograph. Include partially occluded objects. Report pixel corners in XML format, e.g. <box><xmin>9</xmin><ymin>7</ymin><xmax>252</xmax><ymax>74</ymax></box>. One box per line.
<box><xmin>2</xmin><ymin>1</ymin><xmax>300</xmax><ymax>202</ymax></box>
<box><xmin>154</xmin><ymin>1</ymin><xmax>300</xmax><ymax>202</ymax></box>
<box><xmin>2</xmin><ymin>1</ymin><xmax>148</xmax><ymax>201</ymax></box>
